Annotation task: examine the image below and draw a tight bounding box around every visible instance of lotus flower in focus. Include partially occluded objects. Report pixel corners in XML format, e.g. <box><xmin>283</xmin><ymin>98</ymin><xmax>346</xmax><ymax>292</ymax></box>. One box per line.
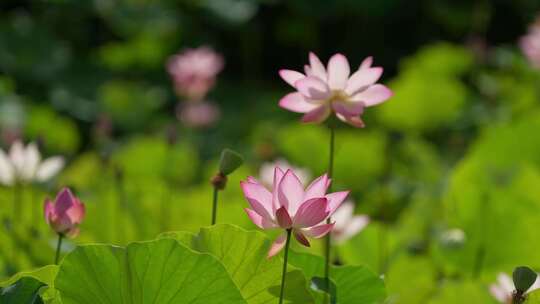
<box><xmin>0</xmin><ymin>140</ymin><xmax>64</xmax><ymax>186</ymax></box>
<box><xmin>44</xmin><ymin>187</ymin><xmax>85</xmax><ymax>237</ymax></box>
<box><xmin>331</xmin><ymin>200</ymin><xmax>369</xmax><ymax>244</ymax></box>
<box><xmin>279</xmin><ymin>52</ymin><xmax>392</xmax><ymax>127</ymax></box>
<box><xmin>520</xmin><ymin>17</ymin><xmax>540</xmax><ymax>68</ymax></box>
<box><xmin>167</xmin><ymin>46</ymin><xmax>224</xmax><ymax>101</ymax></box>
<box><xmin>259</xmin><ymin>159</ymin><xmax>311</xmax><ymax>188</ymax></box>
<box><xmin>241</xmin><ymin>167</ymin><xmax>349</xmax><ymax>258</ymax></box>
<box><xmin>490</xmin><ymin>273</ymin><xmax>540</xmax><ymax>304</ymax></box>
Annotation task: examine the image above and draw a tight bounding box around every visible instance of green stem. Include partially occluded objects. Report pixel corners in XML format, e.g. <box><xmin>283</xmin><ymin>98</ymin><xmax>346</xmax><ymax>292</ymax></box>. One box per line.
<box><xmin>54</xmin><ymin>234</ymin><xmax>63</xmax><ymax>265</ymax></box>
<box><xmin>324</xmin><ymin>126</ymin><xmax>335</xmax><ymax>297</ymax></box>
<box><xmin>30</xmin><ymin>185</ymin><xmax>37</xmax><ymax>236</ymax></box>
<box><xmin>279</xmin><ymin>229</ymin><xmax>292</xmax><ymax>304</ymax></box>
<box><xmin>473</xmin><ymin>196</ymin><xmax>489</xmax><ymax>278</ymax></box>
<box><xmin>114</xmin><ymin>170</ymin><xmax>125</xmax><ymax>241</ymax></box>
<box><xmin>378</xmin><ymin>223</ymin><xmax>387</xmax><ymax>274</ymax></box>
<box><xmin>13</xmin><ymin>182</ymin><xmax>22</xmax><ymax>224</ymax></box>
<box><xmin>211</xmin><ymin>187</ymin><xmax>219</xmax><ymax>225</ymax></box>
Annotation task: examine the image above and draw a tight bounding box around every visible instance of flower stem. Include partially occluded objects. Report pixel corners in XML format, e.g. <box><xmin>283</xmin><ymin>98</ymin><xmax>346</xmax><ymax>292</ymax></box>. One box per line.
<box><xmin>30</xmin><ymin>185</ymin><xmax>38</xmax><ymax>237</ymax></box>
<box><xmin>378</xmin><ymin>223</ymin><xmax>387</xmax><ymax>274</ymax></box>
<box><xmin>473</xmin><ymin>194</ymin><xmax>489</xmax><ymax>278</ymax></box>
<box><xmin>279</xmin><ymin>229</ymin><xmax>292</xmax><ymax>304</ymax></box>
<box><xmin>13</xmin><ymin>182</ymin><xmax>22</xmax><ymax>224</ymax></box>
<box><xmin>211</xmin><ymin>187</ymin><xmax>219</xmax><ymax>225</ymax></box>
<box><xmin>113</xmin><ymin>167</ymin><xmax>126</xmax><ymax>241</ymax></box>
<box><xmin>54</xmin><ymin>234</ymin><xmax>63</xmax><ymax>265</ymax></box>
<box><xmin>324</xmin><ymin>126</ymin><xmax>335</xmax><ymax>298</ymax></box>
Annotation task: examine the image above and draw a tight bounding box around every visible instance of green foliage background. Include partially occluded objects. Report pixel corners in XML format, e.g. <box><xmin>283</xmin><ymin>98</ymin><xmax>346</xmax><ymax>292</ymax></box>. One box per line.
<box><xmin>2</xmin><ymin>0</ymin><xmax>540</xmax><ymax>303</ymax></box>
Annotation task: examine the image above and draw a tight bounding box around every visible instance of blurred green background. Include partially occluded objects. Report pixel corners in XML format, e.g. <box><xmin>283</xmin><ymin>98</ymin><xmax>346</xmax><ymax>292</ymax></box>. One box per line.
<box><xmin>2</xmin><ymin>0</ymin><xmax>540</xmax><ymax>303</ymax></box>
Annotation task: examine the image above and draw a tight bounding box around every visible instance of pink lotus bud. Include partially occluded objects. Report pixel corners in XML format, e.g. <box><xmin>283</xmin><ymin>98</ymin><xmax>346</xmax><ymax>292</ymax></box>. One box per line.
<box><xmin>44</xmin><ymin>187</ymin><xmax>85</xmax><ymax>238</ymax></box>
<box><xmin>167</xmin><ymin>46</ymin><xmax>224</xmax><ymax>101</ymax></box>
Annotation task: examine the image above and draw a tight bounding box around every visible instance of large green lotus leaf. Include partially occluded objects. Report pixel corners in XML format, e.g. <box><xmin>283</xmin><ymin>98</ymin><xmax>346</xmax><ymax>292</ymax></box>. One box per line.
<box><xmin>160</xmin><ymin>224</ymin><xmax>314</xmax><ymax>304</ymax></box>
<box><xmin>288</xmin><ymin>251</ymin><xmax>386</xmax><ymax>304</ymax></box>
<box><xmin>54</xmin><ymin>238</ymin><xmax>246</xmax><ymax>304</ymax></box>
<box><xmin>0</xmin><ymin>265</ymin><xmax>58</xmax><ymax>304</ymax></box>
<box><xmin>442</xmin><ymin>113</ymin><xmax>540</xmax><ymax>276</ymax></box>
<box><xmin>1</xmin><ymin>277</ymin><xmax>45</xmax><ymax>303</ymax></box>
<box><xmin>0</xmin><ymin>265</ymin><xmax>58</xmax><ymax>288</ymax></box>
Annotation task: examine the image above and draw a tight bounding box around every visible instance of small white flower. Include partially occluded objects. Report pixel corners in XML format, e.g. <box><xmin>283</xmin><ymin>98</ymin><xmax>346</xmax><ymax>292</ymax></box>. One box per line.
<box><xmin>331</xmin><ymin>200</ymin><xmax>369</xmax><ymax>244</ymax></box>
<box><xmin>0</xmin><ymin>140</ymin><xmax>65</xmax><ymax>185</ymax></box>
<box><xmin>259</xmin><ymin>159</ymin><xmax>311</xmax><ymax>188</ymax></box>
<box><xmin>490</xmin><ymin>273</ymin><xmax>540</xmax><ymax>303</ymax></box>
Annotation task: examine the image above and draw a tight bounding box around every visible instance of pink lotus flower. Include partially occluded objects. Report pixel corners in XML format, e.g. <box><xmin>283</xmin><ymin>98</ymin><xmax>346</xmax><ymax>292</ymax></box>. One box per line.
<box><xmin>520</xmin><ymin>18</ymin><xmax>540</xmax><ymax>68</ymax></box>
<box><xmin>279</xmin><ymin>53</ymin><xmax>393</xmax><ymax>127</ymax></box>
<box><xmin>241</xmin><ymin>167</ymin><xmax>349</xmax><ymax>258</ymax></box>
<box><xmin>167</xmin><ymin>46</ymin><xmax>224</xmax><ymax>101</ymax></box>
<box><xmin>331</xmin><ymin>200</ymin><xmax>369</xmax><ymax>244</ymax></box>
<box><xmin>44</xmin><ymin>187</ymin><xmax>85</xmax><ymax>238</ymax></box>
<box><xmin>490</xmin><ymin>273</ymin><xmax>540</xmax><ymax>304</ymax></box>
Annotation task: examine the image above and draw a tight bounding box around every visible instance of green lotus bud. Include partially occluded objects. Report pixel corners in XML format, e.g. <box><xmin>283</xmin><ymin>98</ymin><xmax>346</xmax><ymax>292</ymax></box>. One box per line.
<box><xmin>513</xmin><ymin>266</ymin><xmax>537</xmax><ymax>293</ymax></box>
<box><xmin>218</xmin><ymin>149</ymin><xmax>243</xmax><ymax>175</ymax></box>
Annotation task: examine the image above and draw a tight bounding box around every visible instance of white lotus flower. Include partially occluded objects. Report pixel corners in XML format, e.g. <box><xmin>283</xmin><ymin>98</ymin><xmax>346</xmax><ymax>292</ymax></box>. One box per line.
<box><xmin>331</xmin><ymin>200</ymin><xmax>369</xmax><ymax>244</ymax></box>
<box><xmin>0</xmin><ymin>140</ymin><xmax>65</xmax><ymax>186</ymax></box>
<box><xmin>490</xmin><ymin>273</ymin><xmax>540</xmax><ymax>303</ymax></box>
<box><xmin>259</xmin><ymin>159</ymin><xmax>311</xmax><ymax>188</ymax></box>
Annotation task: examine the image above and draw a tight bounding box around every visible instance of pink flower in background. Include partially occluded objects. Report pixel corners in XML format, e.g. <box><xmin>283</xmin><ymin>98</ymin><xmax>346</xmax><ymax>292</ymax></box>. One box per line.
<box><xmin>259</xmin><ymin>159</ymin><xmax>311</xmax><ymax>188</ymax></box>
<box><xmin>241</xmin><ymin>167</ymin><xmax>349</xmax><ymax>258</ymax></box>
<box><xmin>44</xmin><ymin>188</ymin><xmax>85</xmax><ymax>238</ymax></box>
<box><xmin>0</xmin><ymin>140</ymin><xmax>64</xmax><ymax>186</ymax></box>
<box><xmin>331</xmin><ymin>200</ymin><xmax>369</xmax><ymax>244</ymax></box>
<box><xmin>490</xmin><ymin>273</ymin><xmax>540</xmax><ymax>303</ymax></box>
<box><xmin>279</xmin><ymin>52</ymin><xmax>392</xmax><ymax>127</ymax></box>
<box><xmin>167</xmin><ymin>46</ymin><xmax>224</xmax><ymax>101</ymax></box>
<box><xmin>176</xmin><ymin>101</ymin><xmax>221</xmax><ymax>128</ymax></box>
<box><xmin>520</xmin><ymin>18</ymin><xmax>540</xmax><ymax>68</ymax></box>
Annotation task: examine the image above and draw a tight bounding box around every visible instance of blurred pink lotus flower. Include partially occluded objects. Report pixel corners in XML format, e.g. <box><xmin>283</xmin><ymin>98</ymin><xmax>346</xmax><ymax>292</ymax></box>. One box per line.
<box><xmin>44</xmin><ymin>187</ymin><xmax>85</xmax><ymax>238</ymax></box>
<box><xmin>490</xmin><ymin>273</ymin><xmax>540</xmax><ymax>303</ymax></box>
<box><xmin>241</xmin><ymin>167</ymin><xmax>349</xmax><ymax>258</ymax></box>
<box><xmin>259</xmin><ymin>159</ymin><xmax>311</xmax><ymax>188</ymax></box>
<box><xmin>520</xmin><ymin>18</ymin><xmax>540</xmax><ymax>68</ymax></box>
<box><xmin>331</xmin><ymin>200</ymin><xmax>369</xmax><ymax>244</ymax></box>
<box><xmin>176</xmin><ymin>101</ymin><xmax>220</xmax><ymax>128</ymax></box>
<box><xmin>279</xmin><ymin>52</ymin><xmax>392</xmax><ymax>127</ymax></box>
<box><xmin>167</xmin><ymin>46</ymin><xmax>224</xmax><ymax>101</ymax></box>
<box><xmin>0</xmin><ymin>140</ymin><xmax>64</xmax><ymax>186</ymax></box>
